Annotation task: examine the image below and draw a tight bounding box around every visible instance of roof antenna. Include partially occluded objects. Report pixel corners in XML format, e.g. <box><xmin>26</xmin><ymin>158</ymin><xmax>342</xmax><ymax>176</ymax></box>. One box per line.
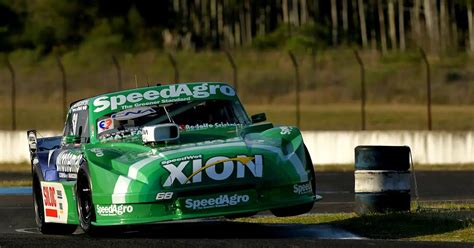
<box><xmin>134</xmin><ymin>75</ymin><xmax>138</xmax><ymax>88</ymax></box>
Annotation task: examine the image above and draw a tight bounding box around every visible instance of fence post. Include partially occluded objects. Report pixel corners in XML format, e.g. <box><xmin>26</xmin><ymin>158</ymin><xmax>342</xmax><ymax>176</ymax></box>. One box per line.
<box><xmin>56</xmin><ymin>55</ymin><xmax>67</xmax><ymax>118</ymax></box>
<box><xmin>288</xmin><ymin>51</ymin><xmax>301</xmax><ymax>128</ymax></box>
<box><xmin>311</xmin><ymin>48</ymin><xmax>317</xmax><ymax>70</ymax></box>
<box><xmin>112</xmin><ymin>55</ymin><xmax>122</xmax><ymax>90</ymax></box>
<box><xmin>5</xmin><ymin>57</ymin><xmax>16</xmax><ymax>130</ymax></box>
<box><xmin>167</xmin><ymin>52</ymin><xmax>179</xmax><ymax>83</ymax></box>
<box><xmin>224</xmin><ymin>50</ymin><xmax>238</xmax><ymax>92</ymax></box>
<box><xmin>354</xmin><ymin>50</ymin><xmax>366</xmax><ymax>130</ymax></box>
<box><xmin>311</xmin><ymin>48</ymin><xmax>318</xmax><ymax>89</ymax></box>
<box><xmin>419</xmin><ymin>48</ymin><xmax>432</xmax><ymax>131</ymax></box>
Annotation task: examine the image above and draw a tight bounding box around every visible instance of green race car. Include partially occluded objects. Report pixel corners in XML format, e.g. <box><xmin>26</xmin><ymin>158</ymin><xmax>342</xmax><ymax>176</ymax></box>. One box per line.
<box><xmin>27</xmin><ymin>82</ymin><xmax>317</xmax><ymax>235</ymax></box>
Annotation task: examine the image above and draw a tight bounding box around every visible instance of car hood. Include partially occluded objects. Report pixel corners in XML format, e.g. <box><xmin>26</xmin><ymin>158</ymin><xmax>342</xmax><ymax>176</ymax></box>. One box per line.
<box><xmin>84</xmin><ymin>124</ymin><xmax>309</xmax><ymax>203</ymax></box>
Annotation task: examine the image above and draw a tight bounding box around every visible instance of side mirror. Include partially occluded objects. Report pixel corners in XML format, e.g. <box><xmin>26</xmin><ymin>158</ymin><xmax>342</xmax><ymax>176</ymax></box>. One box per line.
<box><xmin>27</xmin><ymin>130</ymin><xmax>38</xmax><ymax>150</ymax></box>
<box><xmin>64</xmin><ymin>135</ymin><xmax>80</xmax><ymax>144</ymax></box>
<box><xmin>251</xmin><ymin>113</ymin><xmax>267</xmax><ymax>124</ymax></box>
<box><xmin>142</xmin><ymin>123</ymin><xmax>180</xmax><ymax>143</ymax></box>
<box><xmin>27</xmin><ymin>130</ymin><xmax>38</xmax><ymax>164</ymax></box>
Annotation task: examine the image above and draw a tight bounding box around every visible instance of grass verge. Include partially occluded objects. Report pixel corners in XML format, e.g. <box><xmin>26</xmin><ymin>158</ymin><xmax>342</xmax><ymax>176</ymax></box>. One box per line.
<box><xmin>0</xmin><ymin>180</ymin><xmax>31</xmax><ymax>187</ymax></box>
<box><xmin>0</xmin><ymin>162</ymin><xmax>30</xmax><ymax>173</ymax></box>
<box><xmin>246</xmin><ymin>104</ymin><xmax>474</xmax><ymax>131</ymax></box>
<box><xmin>2</xmin><ymin>104</ymin><xmax>474</xmax><ymax>131</ymax></box>
<box><xmin>0</xmin><ymin>163</ymin><xmax>31</xmax><ymax>187</ymax></box>
<box><xmin>314</xmin><ymin>163</ymin><xmax>474</xmax><ymax>172</ymax></box>
<box><xmin>237</xmin><ymin>203</ymin><xmax>474</xmax><ymax>242</ymax></box>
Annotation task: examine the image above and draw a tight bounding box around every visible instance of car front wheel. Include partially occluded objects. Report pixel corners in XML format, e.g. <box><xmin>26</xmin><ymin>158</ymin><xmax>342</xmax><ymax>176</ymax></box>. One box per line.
<box><xmin>76</xmin><ymin>168</ymin><xmax>100</xmax><ymax>235</ymax></box>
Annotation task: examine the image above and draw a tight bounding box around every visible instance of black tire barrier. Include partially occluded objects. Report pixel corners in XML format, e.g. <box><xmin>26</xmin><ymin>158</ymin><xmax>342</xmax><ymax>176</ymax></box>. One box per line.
<box><xmin>354</xmin><ymin>145</ymin><xmax>411</xmax><ymax>215</ymax></box>
<box><xmin>355</xmin><ymin>192</ymin><xmax>411</xmax><ymax>214</ymax></box>
<box><xmin>355</xmin><ymin>145</ymin><xmax>411</xmax><ymax>171</ymax></box>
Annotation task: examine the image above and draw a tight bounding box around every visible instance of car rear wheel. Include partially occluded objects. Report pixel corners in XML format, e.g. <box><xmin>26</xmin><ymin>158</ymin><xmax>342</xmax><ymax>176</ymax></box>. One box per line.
<box><xmin>33</xmin><ymin>176</ymin><xmax>77</xmax><ymax>235</ymax></box>
<box><xmin>271</xmin><ymin>145</ymin><xmax>316</xmax><ymax>217</ymax></box>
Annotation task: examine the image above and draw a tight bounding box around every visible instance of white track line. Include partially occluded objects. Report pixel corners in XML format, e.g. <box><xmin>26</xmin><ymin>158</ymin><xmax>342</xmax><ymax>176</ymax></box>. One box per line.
<box><xmin>15</xmin><ymin>228</ymin><xmax>39</xmax><ymax>234</ymax></box>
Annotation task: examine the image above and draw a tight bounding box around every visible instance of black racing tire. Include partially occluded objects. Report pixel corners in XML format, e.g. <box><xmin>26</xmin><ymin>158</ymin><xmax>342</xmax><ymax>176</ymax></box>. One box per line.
<box><xmin>271</xmin><ymin>202</ymin><xmax>314</xmax><ymax>217</ymax></box>
<box><xmin>76</xmin><ymin>168</ymin><xmax>102</xmax><ymax>235</ymax></box>
<box><xmin>271</xmin><ymin>145</ymin><xmax>315</xmax><ymax>217</ymax></box>
<box><xmin>355</xmin><ymin>146</ymin><xmax>411</xmax><ymax>171</ymax></box>
<box><xmin>305</xmin><ymin>145</ymin><xmax>316</xmax><ymax>196</ymax></box>
<box><xmin>224</xmin><ymin>211</ymin><xmax>258</xmax><ymax>219</ymax></box>
<box><xmin>32</xmin><ymin>175</ymin><xmax>77</xmax><ymax>235</ymax></box>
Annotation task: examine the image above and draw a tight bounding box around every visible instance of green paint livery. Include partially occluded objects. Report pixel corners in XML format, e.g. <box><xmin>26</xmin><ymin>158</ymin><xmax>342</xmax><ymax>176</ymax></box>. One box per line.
<box><xmin>28</xmin><ymin>82</ymin><xmax>317</xmax><ymax>235</ymax></box>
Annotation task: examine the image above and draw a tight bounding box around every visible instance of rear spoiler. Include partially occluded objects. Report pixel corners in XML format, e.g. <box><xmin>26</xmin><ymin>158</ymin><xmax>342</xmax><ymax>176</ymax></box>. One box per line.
<box><xmin>26</xmin><ymin>130</ymin><xmax>62</xmax><ymax>165</ymax></box>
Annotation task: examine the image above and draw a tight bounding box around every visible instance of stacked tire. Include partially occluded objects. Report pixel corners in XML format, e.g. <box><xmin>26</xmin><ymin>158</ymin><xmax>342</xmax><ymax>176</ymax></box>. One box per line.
<box><xmin>354</xmin><ymin>146</ymin><xmax>411</xmax><ymax>215</ymax></box>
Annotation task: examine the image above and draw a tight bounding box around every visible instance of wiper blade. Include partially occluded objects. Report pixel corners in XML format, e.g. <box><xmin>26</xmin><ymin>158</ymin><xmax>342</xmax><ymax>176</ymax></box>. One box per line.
<box><xmin>163</xmin><ymin>105</ymin><xmax>174</xmax><ymax>124</ymax></box>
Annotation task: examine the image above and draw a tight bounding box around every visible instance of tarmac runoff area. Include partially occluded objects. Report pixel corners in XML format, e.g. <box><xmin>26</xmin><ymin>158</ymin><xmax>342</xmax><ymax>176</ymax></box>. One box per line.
<box><xmin>0</xmin><ymin>171</ymin><xmax>473</xmax><ymax>248</ymax></box>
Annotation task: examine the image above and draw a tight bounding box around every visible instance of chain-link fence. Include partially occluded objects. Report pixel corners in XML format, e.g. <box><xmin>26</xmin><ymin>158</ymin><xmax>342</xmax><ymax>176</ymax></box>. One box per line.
<box><xmin>1</xmin><ymin>49</ymin><xmax>473</xmax><ymax>131</ymax></box>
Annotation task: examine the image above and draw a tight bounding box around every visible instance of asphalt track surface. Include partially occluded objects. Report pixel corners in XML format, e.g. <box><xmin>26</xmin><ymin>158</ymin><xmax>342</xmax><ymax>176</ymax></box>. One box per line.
<box><xmin>0</xmin><ymin>171</ymin><xmax>473</xmax><ymax>247</ymax></box>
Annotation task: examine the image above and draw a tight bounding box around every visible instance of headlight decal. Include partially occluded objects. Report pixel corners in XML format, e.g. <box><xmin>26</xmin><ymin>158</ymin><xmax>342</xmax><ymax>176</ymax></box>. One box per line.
<box><xmin>249</xmin><ymin>144</ymin><xmax>308</xmax><ymax>182</ymax></box>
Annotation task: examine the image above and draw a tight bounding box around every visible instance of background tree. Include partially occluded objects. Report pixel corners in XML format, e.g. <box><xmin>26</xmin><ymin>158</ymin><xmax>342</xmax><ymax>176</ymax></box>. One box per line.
<box><xmin>1</xmin><ymin>0</ymin><xmax>474</xmax><ymax>55</ymax></box>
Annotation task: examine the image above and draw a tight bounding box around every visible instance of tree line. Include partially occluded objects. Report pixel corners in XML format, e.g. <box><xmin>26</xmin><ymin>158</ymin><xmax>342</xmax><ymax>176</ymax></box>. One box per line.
<box><xmin>0</xmin><ymin>0</ymin><xmax>473</xmax><ymax>55</ymax></box>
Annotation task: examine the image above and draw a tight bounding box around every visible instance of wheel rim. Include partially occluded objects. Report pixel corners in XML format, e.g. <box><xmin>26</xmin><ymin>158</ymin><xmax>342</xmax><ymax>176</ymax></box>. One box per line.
<box><xmin>78</xmin><ymin>175</ymin><xmax>93</xmax><ymax>225</ymax></box>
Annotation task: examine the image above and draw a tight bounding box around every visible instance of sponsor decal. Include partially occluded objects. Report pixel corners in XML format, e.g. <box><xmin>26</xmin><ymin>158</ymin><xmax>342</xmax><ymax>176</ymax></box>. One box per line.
<box><xmin>70</xmin><ymin>100</ymin><xmax>88</xmax><ymax>112</ymax></box>
<box><xmin>97</xmin><ymin>118</ymin><xmax>114</xmax><ymax>133</ymax></box>
<box><xmin>41</xmin><ymin>182</ymin><xmax>68</xmax><ymax>223</ymax></box>
<box><xmin>71</xmin><ymin>105</ymin><xmax>87</xmax><ymax>112</ymax></box>
<box><xmin>161</xmin><ymin>155</ymin><xmax>202</xmax><ymax>165</ymax></box>
<box><xmin>90</xmin><ymin>148</ymin><xmax>104</xmax><ymax>157</ymax></box>
<box><xmin>185</xmin><ymin>194</ymin><xmax>250</xmax><ymax>210</ymax></box>
<box><xmin>293</xmin><ymin>182</ymin><xmax>313</xmax><ymax>195</ymax></box>
<box><xmin>280</xmin><ymin>126</ymin><xmax>293</xmax><ymax>135</ymax></box>
<box><xmin>43</xmin><ymin>186</ymin><xmax>56</xmax><ymax>208</ymax></box>
<box><xmin>184</xmin><ymin>122</ymin><xmax>243</xmax><ymax>131</ymax></box>
<box><xmin>99</xmin><ymin>127</ymin><xmax>142</xmax><ymax>142</ymax></box>
<box><xmin>71</xmin><ymin>99</ymin><xmax>88</xmax><ymax>108</ymax></box>
<box><xmin>96</xmin><ymin>204</ymin><xmax>134</xmax><ymax>216</ymax></box>
<box><xmin>111</xmin><ymin>106</ymin><xmax>156</xmax><ymax>120</ymax></box>
<box><xmin>156</xmin><ymin>192</ymin><xmax>173</xmax><ymax>200</ymax></box>
<box><xmin>58</xmin><ymin>172</ymin><xmax>77</xmax><ymax>179</ymax></box>
<box><xmin>162</xmin><ymin>155</ymin><xmax>263</xmax><ymax>187</ymax></box>
<box><xmin>93</xmin><ymin>83</ymin><xmax>236</xmax><ymax>113</ymax></box>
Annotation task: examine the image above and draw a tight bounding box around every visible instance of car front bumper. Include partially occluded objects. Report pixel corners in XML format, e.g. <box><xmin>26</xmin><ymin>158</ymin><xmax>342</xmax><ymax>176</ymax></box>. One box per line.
<box><xmin>92</xmin><ymin>182</ymin><xmax>317</xmax><ymax>226</ymax></box>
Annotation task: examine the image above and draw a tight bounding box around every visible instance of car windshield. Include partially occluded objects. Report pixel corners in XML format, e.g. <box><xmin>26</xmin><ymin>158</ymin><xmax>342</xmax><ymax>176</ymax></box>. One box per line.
<box><xmin>96</xmin><ymin>99</ymin><xmax>250</xmax><ymax>139</ymax></box>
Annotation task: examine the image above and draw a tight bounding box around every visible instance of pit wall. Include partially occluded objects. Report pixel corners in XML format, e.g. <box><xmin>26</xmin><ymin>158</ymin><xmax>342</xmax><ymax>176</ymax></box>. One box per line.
<box><xmin>1</xmin><ymin>131</ymin><xmax>473</xmax><ymax>165</ymax></box>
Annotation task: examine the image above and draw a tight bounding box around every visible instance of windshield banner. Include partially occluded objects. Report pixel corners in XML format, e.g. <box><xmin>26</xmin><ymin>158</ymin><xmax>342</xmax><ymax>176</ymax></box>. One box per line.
<box><xmin>91</xmin><ymin>83</ymin><xmax>236</xmax><ymax>114</ymax></box>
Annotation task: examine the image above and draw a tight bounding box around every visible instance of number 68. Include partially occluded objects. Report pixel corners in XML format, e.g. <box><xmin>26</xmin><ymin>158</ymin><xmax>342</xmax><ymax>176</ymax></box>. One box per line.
<box><xmin>156</xmin><ymin>192</ymin><xmax>173</xmax><ymax>200</ymax></box>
